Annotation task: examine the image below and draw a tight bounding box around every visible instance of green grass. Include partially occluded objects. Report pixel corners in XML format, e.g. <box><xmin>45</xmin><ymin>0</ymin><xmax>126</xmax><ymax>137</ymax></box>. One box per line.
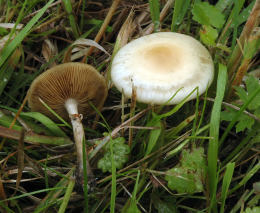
<box><xmin>149</xmin><ymin>0</ymin><xmax>160</xmax><ymax>32</ymax></box>
<box><xmin>0</xmin><ymin>0</ymin><xmax>259</xmax><ymax>212</ymax></box>
<box><xmin>62</xmin><ymin>0</ymin><xmax>79</xmax><ymax>38</ymax></box>
<box><xmin>208</xmin><ymin>64</ymin><xmax>227</xmax><ymax>212</ymax></box>
<box><xmin>220</xmin><ymin>162</ymin><xmax>235</xmax><ymax>213</ymax></box>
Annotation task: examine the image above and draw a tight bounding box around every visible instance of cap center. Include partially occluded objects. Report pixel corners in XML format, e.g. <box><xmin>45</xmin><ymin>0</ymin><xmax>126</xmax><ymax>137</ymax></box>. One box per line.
<box><xmin>142</xmin><ymin>45</ymin><xmax>183</xmax><ymax>74</ymax></box>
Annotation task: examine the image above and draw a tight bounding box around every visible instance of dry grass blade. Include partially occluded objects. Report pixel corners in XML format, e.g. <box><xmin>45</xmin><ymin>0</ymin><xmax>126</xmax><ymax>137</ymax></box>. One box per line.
<box><xmin>0</xmin><ymin>125</ymin><xmax>73</xmax><ymax>145</ymax></box>
<box><xmin>14</xmin><ymin>128</ymin><xmax>25</xmax><ymax>196</ymax></box>
<box><xmin>0</xmin><ymin>23</ymin><xmax>23</xmax><ymax>29</ymax></box>
<box><xmin>0</xmin><ymin>177</ymin><xmax>7</xmax><ymax>210</ymax></box>
<box><xmin>89</xmin><ymin>107</ymin><xmax>150</xmax><ymax>160</ymax></box>
<box><xmin>81</xmin><ymin>0</ymin><xmax>121</xmax><ymax>62</ymax></box>
<box><xmin>107</xmin><ymin>8</ymin><xmax>135</xmax><ymax>84</ymax></box>
<box><xmin>112</xmin><ymin>8</ymin><xmax>135</xmax><ymax>52</ymax></box>
<box><xmin>0</xmin><ymin>33</ymin><xmax>16</xmax><ymax>52</ymax></box>
<box><xmin>228</xmin><ymin>0</ymin><xmax>260</xmax><ymax>81</ymax></box>
<box><xmin>42</xmin><ymin>39</ymin><xmax>58</xmax><ymax>67</ymax></box>
<box><xmin>231</xmin><ymin>31</ymin><xmax>260</xmax><ymax>88</ymax></box>
<box><xmin>63</xmin><ymin>38</ymin><xmax>110</xmax><ymax>63</ymax></box>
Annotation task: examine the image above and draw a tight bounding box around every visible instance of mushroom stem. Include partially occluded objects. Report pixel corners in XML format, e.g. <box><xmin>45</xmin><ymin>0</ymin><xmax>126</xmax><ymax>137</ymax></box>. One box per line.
<box><xmin>64</xmin><ymin>98</ymin><xmax>94</xmax><ymax>186</ymax></box>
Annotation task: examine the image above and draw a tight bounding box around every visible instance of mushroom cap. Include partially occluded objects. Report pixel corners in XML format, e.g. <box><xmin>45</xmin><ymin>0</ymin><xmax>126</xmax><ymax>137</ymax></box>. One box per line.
<box><xmin>111</xmin><ymin>32</ymin><xmax>214</xmax><ymax>105</ymax></box>
<box><xmin>28</xmin><ymin>62</ymin><xmax>107</xmax><ymax>121</ymax></box>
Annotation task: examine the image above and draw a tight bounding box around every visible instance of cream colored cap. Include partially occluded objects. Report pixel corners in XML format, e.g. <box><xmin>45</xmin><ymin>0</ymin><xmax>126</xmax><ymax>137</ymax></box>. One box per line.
<box><xmin>111</xmin><ymin>32</ymin><xmax>214</xmax><ymax>104</ymax></box>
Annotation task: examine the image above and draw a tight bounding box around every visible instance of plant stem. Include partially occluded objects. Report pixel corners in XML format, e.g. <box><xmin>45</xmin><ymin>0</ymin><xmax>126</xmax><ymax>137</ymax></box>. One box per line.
<box><xmin>64</xmin><ymin>98</ymin><xmax>94</xmax><ymax>188</ymax></box>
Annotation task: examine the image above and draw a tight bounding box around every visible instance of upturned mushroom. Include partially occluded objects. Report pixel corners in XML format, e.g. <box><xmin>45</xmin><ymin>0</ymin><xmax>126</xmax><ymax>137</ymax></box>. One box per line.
<box><xmin>111</xmin><ymin>32</ymin><xmax>214</xmax><ymax>104</ymax></box>
<box><xmin>27</xmin><ymin>62</ymin><xmax>107</xmax><ymax>187</ymax></box>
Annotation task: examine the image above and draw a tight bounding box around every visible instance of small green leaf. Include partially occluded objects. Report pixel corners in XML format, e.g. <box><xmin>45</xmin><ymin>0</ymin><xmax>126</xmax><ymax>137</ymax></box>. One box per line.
<box><xmin>221</xmin><ymin>111</ymin><xmax>235</xmax><ymax>122</ymax></box>
<box><xmin>221</xmin><ymin>109</ymin><xmax>255</xmax><ymax>133</ymax></box>
<box><xmin>165</xmin><ymin>147</ymin><xmax>206</xmax><ymax>194</ymax></box>
<box><xmin>192</xmin><ymin>1</ymin><xmax>225</xmax><ymax>29</ymax></box>
<box><xmin>199</xmin><ymin>25</ymin><xmax>218</xmax><ymax>46</ymax></box>
<box><xmin>234</xmin><ymin>76</ymin><xmax>260</xmax><ymax>111</ymax></box>
<box><xmin>245</xmin><ymin>76</ymin><xmax>260</xmax><ymax>110</ymax></box>
<box><xmin>245</xmin><ymin>207</ymin><xmax>260</xmax><ymax>213</ymax></box>
<box><xmin>235</xmin><ymin>86</ymin><xmax>249</xmax><ymax>104</ymax></box>
<box><xmin>235</xmin><ymin>115</ymin><xmax>254</xmax><ymax>133</ymax></box>
<box><xmin>97</xmin><ymin>137</ymin><xmax>130</xmax><ymax>173</ymax></box>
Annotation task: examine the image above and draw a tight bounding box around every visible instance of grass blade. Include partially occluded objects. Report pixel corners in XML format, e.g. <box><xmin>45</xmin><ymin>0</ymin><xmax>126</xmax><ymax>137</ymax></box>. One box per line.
<box><xmin>127</xmin><ymin>170</ymin><xmax>141</xmax><ymax>213</ymax></box>
<box><xmin>0</xmin><ymin>105</ymin><xmax>68</xmax><ymax>137</ymax></box>
<box><xmin>171</xmin><ymin>0</ymin><xmax>190</xmax><ymax>32</ymax></box>
<box><xmin>21</xmin><ymin>112</ymin><xmax>68</xmax><ymax>137</ymax></box>
<box><xmin>0</xmin><ymin>187</ymin><xmax>65</xmax><ymax>204</ymax></box>
<box><xmin>149</xmin><ymin>0</ymin><xmax>160</xmax><ymax>32</ymax></box>
<box><xmin>58</xmin><ymin>177</ymin><xmax>75</xmax><ymax>213</ymax></box>
<box><xmin>33</xmin><ymin>168</ymin><xmax>74</xmax><ymax>213</ymax></box>
<box><xmin>220</xmin><ymin>162</ymin><xmax>235</xmax><ymax>213</ymax></box>
<box><xmin>222</xmin><ymin>128</ymin><xmax>257</xmax><ymax>165</ymax></box>
<box><xmin>216</xmin><ymin>0</ymin><xmax>234</xmax><ymax>12</ymax></box>
<box><xmin>80</xmin><ymin>0</ymin><xmax>86</xmax><ymax>31</ymax></box>
<box><xmin>62</xmin><ymin>0</ymin><xmax>79</xmax><ymax>38</ymax></box>
<box><xmin>229</xmin><ymin>162</ymin><xmax>259</xmax><ymax>195</ymax></box>
<box><xmin>208</xmin><ymin>64</ymin><xmax>227</xmax><ymax>212</ymax></box>
<box><xmin>0</xmin><ymin>125</ymin><xmax>72</xmax><ymax>145</ymax></box>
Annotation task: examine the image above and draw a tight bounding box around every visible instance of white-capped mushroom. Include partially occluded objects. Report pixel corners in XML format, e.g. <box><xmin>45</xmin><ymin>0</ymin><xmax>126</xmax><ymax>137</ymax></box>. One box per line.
<box><xmin>111</xmin><ymin>32</ymin><xmax>214</xmax><ymax>104</ymax></box>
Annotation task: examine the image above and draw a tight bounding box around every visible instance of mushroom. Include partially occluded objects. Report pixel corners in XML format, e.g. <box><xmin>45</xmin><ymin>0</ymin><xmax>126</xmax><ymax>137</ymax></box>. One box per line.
<box><xmin>27</xmin><ymin>62</ymin><xmax>107</xmax><ymax>187</ymax></box>
<box><xmin>111</xmin><ymin>32</ymin><xmax>214</xmax><ymax>104</ymax></box>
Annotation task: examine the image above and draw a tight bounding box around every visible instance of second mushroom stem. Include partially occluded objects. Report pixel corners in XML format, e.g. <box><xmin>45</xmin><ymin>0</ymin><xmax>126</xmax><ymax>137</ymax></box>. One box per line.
<box><xmin>65</xmin><ymin>99</ymin><xmax>95</xmax><ymax>187</ymax></box>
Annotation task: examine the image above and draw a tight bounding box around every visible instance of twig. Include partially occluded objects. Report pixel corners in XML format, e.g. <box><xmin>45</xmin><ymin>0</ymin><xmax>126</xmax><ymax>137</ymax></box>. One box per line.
<box><xmin>89</xmin><ymin>107</ymin><xmax>150</xmax><ymax>159</ymax></box>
